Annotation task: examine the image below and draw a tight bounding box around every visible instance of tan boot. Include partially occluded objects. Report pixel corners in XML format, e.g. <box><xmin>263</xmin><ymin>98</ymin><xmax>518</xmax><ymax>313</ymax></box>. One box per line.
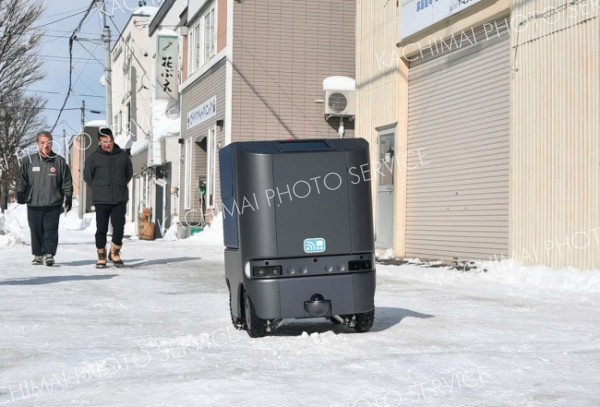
<box><xmin>109</xmin><ymin>244</ymin><xmax>124</xmax><ymax>267</ymax></box>
<box><xmin>96</xmin><ymin>248</ymin><xmax>107</xmax><ymax>269</ymax></box>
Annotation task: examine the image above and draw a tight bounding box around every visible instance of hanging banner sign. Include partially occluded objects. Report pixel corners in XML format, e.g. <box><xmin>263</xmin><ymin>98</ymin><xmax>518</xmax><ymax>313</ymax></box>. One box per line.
<box><xmin>156</xmin><ymin>34</ymin><xmax>179</xmax><ymax>100</ymax></box>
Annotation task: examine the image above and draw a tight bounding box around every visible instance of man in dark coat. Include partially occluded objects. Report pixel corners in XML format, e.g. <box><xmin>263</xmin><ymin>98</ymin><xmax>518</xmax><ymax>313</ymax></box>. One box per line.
<box><xmin>16</xmin><ymin>131</ymin><xmax>73</xmax><ymax>266</ymax></box>
<box><xmin>84</xmin><ymin>127</ymin><xmax>133</xmax><ymax>268</ymax></box>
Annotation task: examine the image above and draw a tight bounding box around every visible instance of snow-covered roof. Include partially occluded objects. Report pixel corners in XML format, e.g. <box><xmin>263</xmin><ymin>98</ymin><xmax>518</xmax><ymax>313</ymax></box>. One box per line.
<box><xmin>152</xmin><ymin>100</ymin><xmax>180</xmax><ymax>141</ymax></box>
<box><xmin>157</xmin><ymin>28</ymin><xmax>179</xmax><ymax>37</ymax></box>
<box><xmin>133</xmin><ymin>6</ymin><xmax>159</xmax><ymax>17</ymax></box>
<box><xmin>323</xmin><ymin>76</ymin><xmax>355</xmax><ymax>91</ymax></box>
<box><xmin>85</xmin><ymin>120</ymin><xmax>106</xmax><ymax>127</ymax></box>
<box><xmin>130</xmin><ymin>138</ymin><xmax>149</xmax><ymax>156</ymax></box>
<box><xmin>114</xmin><ymin>133</ymin><xmax>133</xmax><ymax>150</ymax></box>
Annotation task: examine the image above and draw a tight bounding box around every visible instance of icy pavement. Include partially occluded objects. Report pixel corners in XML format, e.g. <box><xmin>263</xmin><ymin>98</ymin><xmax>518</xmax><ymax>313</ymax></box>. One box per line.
<box><xmin>0</xmin><ymin>228</ymin><xmax>599</xmax><ymax>406</ymax></box>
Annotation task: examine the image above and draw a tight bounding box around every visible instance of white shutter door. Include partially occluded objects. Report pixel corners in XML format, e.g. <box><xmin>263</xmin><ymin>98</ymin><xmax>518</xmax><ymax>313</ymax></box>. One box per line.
<box><xmin>406</xmin><ymin>21</ymin><xmax>511</xmax><ymax>261</ymax></box>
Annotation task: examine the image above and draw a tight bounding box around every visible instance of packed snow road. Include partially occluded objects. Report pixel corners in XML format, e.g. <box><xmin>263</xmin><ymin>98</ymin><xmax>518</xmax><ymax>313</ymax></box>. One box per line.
<box><xmin>1</xmin><ymin>228</ymin><xmax>599</xmax><ymax>406</ymax></box>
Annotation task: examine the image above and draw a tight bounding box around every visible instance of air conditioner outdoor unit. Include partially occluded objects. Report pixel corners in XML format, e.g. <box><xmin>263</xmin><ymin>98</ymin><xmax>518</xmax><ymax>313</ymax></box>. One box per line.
<box><xmin>324</xmin><ymin>90</ymin><xmax>355</xmax><ymax>116</ymax></box>
<box><xmin>323</xmin><ymin>76</ymin><xmax>356</xmax><ymax>117</ymax></box>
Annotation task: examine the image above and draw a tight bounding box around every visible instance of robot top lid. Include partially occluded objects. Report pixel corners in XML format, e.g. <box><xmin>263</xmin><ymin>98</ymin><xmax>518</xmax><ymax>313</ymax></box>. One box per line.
<box><xmin>231</xmin><ymin>138</ymin><xmax>368</xmax><ymax>155</ymax></box>
<box><xmin>219</xmin><ymin>138</ymin><xmax>374</xmax><ymax>258</ymax></box>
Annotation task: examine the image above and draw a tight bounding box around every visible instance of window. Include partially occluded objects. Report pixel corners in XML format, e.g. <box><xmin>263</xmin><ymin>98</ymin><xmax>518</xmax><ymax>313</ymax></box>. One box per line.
<box><xmin>127</xmin><ymin>103</ymin><xmax>135</xmax><ymax>138</ymax></box>
<box><xmin>123</xmin><ymin>35</ymin><xmax>132</xmax><ymax>93</ymax></box>
<box><xmin>203</xmin><ymin>8</ymin><xmax>215</xmax><ymax>63</ymax></box>
<box><xmin>114</xmin><ymin>111</ymin><xmax>122</xmax><ymax>136</ymax></box>
<box><xmin>188</xmin><ymin>3</ymin><xmax>216</xmax><ymax>74</ymax></box>
<box><xmin>184</xmin><ymin>138</ymin><xmax>193</xmax><ymax>210</ymax></box>
<box><xmin>190</xmin><ymin>22</ymin><xmax>200</xmax><ymax>73</ymax></box>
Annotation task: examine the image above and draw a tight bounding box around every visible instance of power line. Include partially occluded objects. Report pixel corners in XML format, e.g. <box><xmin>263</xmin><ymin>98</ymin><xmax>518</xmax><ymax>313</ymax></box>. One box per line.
<box><xmin>108</xmin><ymin>15</ymin><xmax>149</xmax><ymax>79</ymax></box>
<box><xmin>26</xmin><ymin>89</ymin><xmax>104</xmax><ymax>98</ymax></box>
<box><xmin>44</xmin><ymin>29</ymin><xmax>99</xmax><ymax>35</ymax></box>
<box><xmin>5</xmin><ymin>106</ymin><xmax>104</xmax><ymax>112</ymax></box>
<box><xmin>77</xmin><ymin>41</ymin><xmax>105</xmax><ymax>65</ymax></box>
<box><xmin>39</xmin><ymin>54</ymin><xmax>102</xmax><ymax>61</ymax></box>
<box><xmin>70</xmin><ymin>43</ymin><xmax>105</xmax><ymax>99</ymax></box>
<box><xmin>50</xmin><ymin>0</ymin><xmax>99</xmax><ymax>132</ymax></box>
<box><xmin>33</xmin><ymin>9</ymin><xmax>90</xmax><ymax>29</ymax></box>
<box><xmin>37</xmin><ymin>6</ymin><xmax>89</xmax><ymax>21</ymax></box>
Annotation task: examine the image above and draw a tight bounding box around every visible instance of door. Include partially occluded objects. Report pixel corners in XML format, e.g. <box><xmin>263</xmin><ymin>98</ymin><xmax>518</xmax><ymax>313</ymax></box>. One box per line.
<box><xmin>376</xmin><ymin>130</ymin><xmax>395</xmax><ymax>249</ymax></box>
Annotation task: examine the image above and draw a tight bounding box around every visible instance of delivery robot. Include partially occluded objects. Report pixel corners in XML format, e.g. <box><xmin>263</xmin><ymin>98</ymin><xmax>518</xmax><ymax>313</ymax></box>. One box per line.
<box><xmin>219</xmin><ymin>138</ymin><xmax>376</xmax><ymax>337</ymax></box>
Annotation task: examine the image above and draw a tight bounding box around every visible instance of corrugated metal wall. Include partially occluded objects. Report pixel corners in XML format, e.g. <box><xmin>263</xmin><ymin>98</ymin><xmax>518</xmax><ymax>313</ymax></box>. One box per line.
<box><xmin>356</xmin><ymin>0</ymin><xmax>407</xmax><ymax>255</ymax></box>
<box><xmin>232</xmin><ymin>0</ymin><xmax>355</xmax><ymax>141</ymax></box>
<box><xmin>405</xmin><ymin>21</ymin><xmax>511</xmax><ymax>261</ymax></box>
<box><xmin>511</xmin><ymin>0</ymin><xmax>600</xmax><ymax>268</ymax></box>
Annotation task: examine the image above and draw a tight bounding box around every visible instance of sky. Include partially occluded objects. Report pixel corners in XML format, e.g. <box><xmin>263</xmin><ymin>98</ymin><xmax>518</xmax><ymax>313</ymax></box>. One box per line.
<box><xmin>1</xmin><ymin>202</ymin><xmax>600</xmax><ymax>406</ymax></box>
<box><xmin>27</xmin><ymin>0</ymin><xmax>165</xmax><ymax>146</ymax></box>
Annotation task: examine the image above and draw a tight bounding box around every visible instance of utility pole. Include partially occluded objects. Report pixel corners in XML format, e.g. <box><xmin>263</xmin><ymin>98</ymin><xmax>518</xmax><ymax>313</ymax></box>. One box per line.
<box><xmin>100</xmin><ymin>0</ymin><xmax>112</xmax><ymax>127</ymax></box>
<box><xmin>78</xmin><ymin>100</ymin><xmax>86</xmax><ymax>219</ymax></box>
<box><xmin>63</xmin><ymin>128</ymin><xmax>70</xmax><ymax>166</ymax></box>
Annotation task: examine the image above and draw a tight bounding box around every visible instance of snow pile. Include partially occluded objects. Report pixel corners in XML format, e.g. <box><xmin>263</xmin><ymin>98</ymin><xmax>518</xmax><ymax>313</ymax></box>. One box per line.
<box><xmin>376</xmin><ymin>248</ymin><xmax>395</xmax><ymax>260</ymax></box>
<box><xmin>0</xmin><ymin>200</ymin><xmax>97</xmax><ymax>249</ymax></box>
<box><xmin>475</xmin><ymin>259</ymin><xmax>600</xmax><ymax>294</ymax></box>
<box><xmin>60</xmin><ymin>200</ymin><xmax>95</xmax><ymax>231</ymax></box>
<box><xmin>0</xmin><ymin>203</ymin><xmax>29</xmax><ymax>246</ymax></box>
<box><xmin>133</xmin><ymin>6</ymin><xmax>159</xmax><ymax>17</ymax></box>
<box><xmin>124</xmin><ymin>221</ymin><xmax>137</xmax><ymax>239</ymax></box>
<box><xmin>187</xmin><ymin>214</ymin><xmax>224</xmax><ymax>246</ymax></box>
<box><xmin>323</xmin><ymin>76</ymin><xmax>355</xmax><ymax>91</ymax></box>
<box><xmin>85</xmin><ymin>120</ymin><xmax>106</xmax><ymax>127</ymax></box>
<box><xmin>150</xmin><ymin>99</ymin><xmax>181</xmax><ymax>165</ymax></box>
<box><xmin>130</xmin><ymin>138</ymin><xmax>149</xmax><ymax>156</ymax></box>
<box><xmin>152</xmin><ymin>99</ymin><xmax>180</xmax><ymax>141</ymax></box>
<box><xmin>114</xmin><ymin>133</ymin><xmax>133</xmax><ymax>150</ymax></box>
<box><xmin>163</xmin><ymin>219</ymin><xmax>179</xmax><ymax>241</ymax></box>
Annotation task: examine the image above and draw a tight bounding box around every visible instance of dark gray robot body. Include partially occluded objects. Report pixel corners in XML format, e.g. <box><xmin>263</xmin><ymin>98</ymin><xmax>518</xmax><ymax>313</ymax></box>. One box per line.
<box><xmin>220</xmin><ymin>139</ymin><xmax>376</xmax><ymax>337</ymax></box>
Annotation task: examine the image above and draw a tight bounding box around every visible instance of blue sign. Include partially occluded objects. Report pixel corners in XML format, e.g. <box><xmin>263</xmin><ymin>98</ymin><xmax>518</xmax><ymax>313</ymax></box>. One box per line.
<box><xmin>304</xmin><ymin>238</ymin><xmax>326</xmax><ymax>254</ymax></box>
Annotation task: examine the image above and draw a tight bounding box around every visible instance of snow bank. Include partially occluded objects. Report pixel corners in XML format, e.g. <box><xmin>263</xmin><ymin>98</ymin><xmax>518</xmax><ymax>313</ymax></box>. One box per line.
<box><xmin>152</xmin><ymin>99</ymin><xmax>180</xmax><ymax>141</ymax></box>
<box><xmin>0</xmin><ymin>200</ymin><xmax>95</xmax><ymax>249</ymax></box>
<box><xmin>0</xmin><ymin>204</ymin><xmax>29</xmax><ymax>247</ymax></box>
<box><xmin>474</xmin><ymin>259</ymin><xmax>600</xmax><ymax>294</ymax></box>
<box><xmin>187</xmin><ymin>214</ymin><xmax>224</xmax><ymax>246</ymax></box>
<box><xmin>130</xmin><ymin>138</ymin><xmax>149</xmax><ymax>156</ymax></box>
<box><xmin>1</xmin><ymin>200</ymin><xmax>599</xmax><ymax>298</ymax></box>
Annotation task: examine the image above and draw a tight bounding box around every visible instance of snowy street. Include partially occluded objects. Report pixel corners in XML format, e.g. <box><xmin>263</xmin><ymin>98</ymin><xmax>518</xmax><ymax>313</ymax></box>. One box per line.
<box><xmin>1</xmin><ymin>209</ymin><xmax>600</xmax><ymax>406</ymax></box>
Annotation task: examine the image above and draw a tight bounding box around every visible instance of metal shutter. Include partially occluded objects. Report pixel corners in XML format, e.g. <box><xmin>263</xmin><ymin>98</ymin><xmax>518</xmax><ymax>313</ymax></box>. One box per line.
<box><xmin>405</xmin><ymin>20</ymin><xmax>510</xmax><ymax>261</ymax></box>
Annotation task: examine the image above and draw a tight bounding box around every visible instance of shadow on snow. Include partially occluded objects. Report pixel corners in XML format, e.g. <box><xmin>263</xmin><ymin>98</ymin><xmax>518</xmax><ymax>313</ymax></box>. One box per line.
<box><xmin>0</xmin><ymin>274</ymin><xmax>119</xmax><ymax>285</ymax></box>
<box><xmin>271</xmin><ymin>306</ymin><xmax>434</xmax><ymax>336</ymax></box>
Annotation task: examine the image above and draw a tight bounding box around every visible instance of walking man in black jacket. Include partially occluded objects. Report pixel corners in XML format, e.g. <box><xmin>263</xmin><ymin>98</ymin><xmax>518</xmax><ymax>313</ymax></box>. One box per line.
<box><xmin>16</xmin><ymin>131</ymin><xmax>73</xmax><ymax>266</ymax></box>
<box><xmin>84</xmin><ymin>127</ymin><xmax>133</xmax><ymax>268</ymax></box>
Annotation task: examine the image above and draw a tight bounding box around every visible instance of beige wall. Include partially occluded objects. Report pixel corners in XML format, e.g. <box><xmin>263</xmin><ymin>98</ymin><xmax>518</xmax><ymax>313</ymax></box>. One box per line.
<box><xmin>510</xmin><ymin>0</ymin><xmax>600</xmax><ymax>269</ymax></box>
<box><xmin>111</xmin><ymin>13</ymin><xmax>154</xmax><ymax>141</ymax></box>
<box><xmin>358</xmin><ymin>0</ymin><xmax>600</xmax><ymax>268</ymax></box>
<box><xmin>358</xmin><ymin>1</ymin><xmax>512</xmax><ymax>258</ymax></box>
<box><xmin>356</xmin><ymin>1</ymin><xmax>406</xmax><ymax>255</ymax></box>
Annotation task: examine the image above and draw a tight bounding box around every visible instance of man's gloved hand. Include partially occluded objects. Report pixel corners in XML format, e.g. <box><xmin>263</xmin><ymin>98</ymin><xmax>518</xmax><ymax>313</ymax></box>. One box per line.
<box><xmin>64</xmin><ymin>196</ymin><xmax>73</xmax><ymax>213</ymax></box>
<box><xmin>16</xmin><ymin>192</ymin><xmax>26</xmax><ymax>205</ymax></box>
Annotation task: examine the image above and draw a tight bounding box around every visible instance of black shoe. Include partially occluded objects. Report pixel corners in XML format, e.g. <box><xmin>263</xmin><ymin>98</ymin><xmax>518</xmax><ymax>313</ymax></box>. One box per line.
<box><xmin>31</xmin><ymin>256</ymin><xmax>43</xmax><ymax>265</ymax></box>
<box><xmin>44</xmin><ymin>254</ymin><xmax>55</xmax><ymax>267</ymax></box>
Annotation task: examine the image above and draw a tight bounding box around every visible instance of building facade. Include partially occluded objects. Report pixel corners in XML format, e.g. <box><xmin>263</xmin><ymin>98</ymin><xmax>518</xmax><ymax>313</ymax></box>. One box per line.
<box><xmin>151</xmin><ymin>0</ymin><xmax>357</xmax><ymax>229</ymax></box>
<box><xmin>111</xmin><ymin>6</ymin><xmax>157</xmax><ymax>226</ymax></box>
<box><xmin>357</xmin><ymin>0</ymin><xmax>600</xmax><ymax>269</ymax></box>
